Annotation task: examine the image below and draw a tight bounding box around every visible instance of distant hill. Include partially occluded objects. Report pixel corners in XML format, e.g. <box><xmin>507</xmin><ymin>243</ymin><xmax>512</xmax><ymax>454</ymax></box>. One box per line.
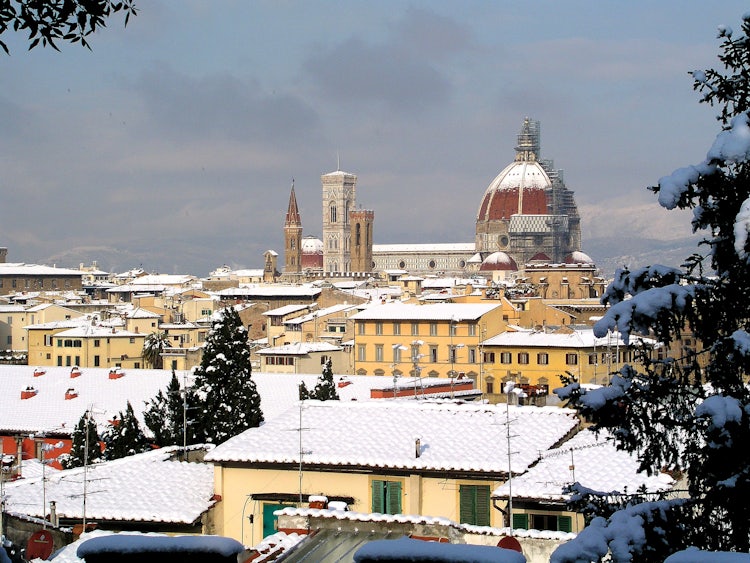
<box><xmin>586</xmin><ymin>234</ymin><xmax>706</xmax><ymax>279</ymax></box>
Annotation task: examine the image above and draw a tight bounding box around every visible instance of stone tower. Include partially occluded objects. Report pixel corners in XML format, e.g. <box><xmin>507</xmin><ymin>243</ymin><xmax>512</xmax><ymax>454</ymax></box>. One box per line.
<box><xmin>350</xmin><ymin>209</ymin><xmax>374</xmax><ymax>273</ymax></box>
<box><xmin>322</xmin><ymin>170</ymin><xmax>356</xmax><ymax>274</ymax></box>
<box><xmin>284</xmin><ymin>181</ymin><xmax>303</xmax><ymax>274</ymax></box>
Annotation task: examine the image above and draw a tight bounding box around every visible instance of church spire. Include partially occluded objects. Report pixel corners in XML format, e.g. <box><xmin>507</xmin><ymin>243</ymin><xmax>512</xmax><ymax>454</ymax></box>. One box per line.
<box><xmin>285</xmin><ymin>179</ymin><xmax>301</xmax><ymax>226</ymax></box>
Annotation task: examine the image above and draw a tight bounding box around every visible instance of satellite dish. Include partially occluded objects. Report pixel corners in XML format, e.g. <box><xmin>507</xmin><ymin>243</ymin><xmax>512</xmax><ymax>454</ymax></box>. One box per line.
<box><xmin>26</xmin><ymin>530</ymin><xmax>54</xmax><ymax>560</ymax></box>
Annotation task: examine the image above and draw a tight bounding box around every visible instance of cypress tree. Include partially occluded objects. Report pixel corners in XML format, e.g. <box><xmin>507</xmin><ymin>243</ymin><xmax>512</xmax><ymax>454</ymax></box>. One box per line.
<box><xmin>102</xmin><ymin>401</ymin><xmax>151</xmax><ymax>460</ymax></box>
<box><xmin>62</xmin><ymin>412</ymin><xmax>101</xmax><ymax>469</ymax></box>
<box><xmin>189</xmin><ymin>307</ymin><xmax>263</xmax><ymax>444</ymax></box>
<box><xmin>311</xmin><ymin>359</ymin><xmax>340</xmax><ymax>401</ymax></box>
<box><xmin>144</xmin><ymin>370</ymin><xmax>185</xmax><ymax>446</ymax></box>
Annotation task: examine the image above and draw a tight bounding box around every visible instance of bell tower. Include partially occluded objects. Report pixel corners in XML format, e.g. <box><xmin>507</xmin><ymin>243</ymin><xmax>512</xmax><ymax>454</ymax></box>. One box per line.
<box><xmin>284</xmin><ymin>181</ymin><xmax>303</xmax><ymax>274</ymax></box>
<box><xmin>322</xmin><ymin>169</ymin><xmax>356</xmax><ymax>274</ymax></box>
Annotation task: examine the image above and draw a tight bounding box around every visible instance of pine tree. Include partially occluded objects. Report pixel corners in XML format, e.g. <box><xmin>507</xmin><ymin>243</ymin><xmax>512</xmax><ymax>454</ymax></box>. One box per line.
<box><xmin>298</xmin><ymin>381</ymin><xmax>311</xmax><ymax>400</ymax></box>
<box><xmin>144</xmin><ymin>370</ymin><xmax>185</xmax><ymax>446</ymax></box>
<box><xmin>102</xmin><ymin>401</ymin><xmax>151</xmax><ymax>460</ymax></box>
<box><xmin>311</xmin><ymin>359</ymin><xmax>340</xmax><ymax>401</ymax></box>
<box><xmin>62</xmin><ymin>412</ymin><xmax>102</xmax><ymax>469</ymax></box>
<box><xmin>189</xmin><ymin>307</ymin><xmax>263</xmax><ymax>444</ymax></box>
<box><xmin>553</xmin><ymin>14</ymin><xmax>750</xmax><ymax>561</ymax></box>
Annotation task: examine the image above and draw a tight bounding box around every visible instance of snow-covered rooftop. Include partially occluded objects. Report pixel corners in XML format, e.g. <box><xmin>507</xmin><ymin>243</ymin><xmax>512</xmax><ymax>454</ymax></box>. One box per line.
<box><xmin>257</xmin><ymin>342</ymin><xmax>342</xmax><ymax>355</ymax></box>
<box><xmin>482</xmin><ymin>328</ymin><xmax>630</xmax><ymax>348</ymax></box>
<box><xmin>3</xmin><ymin>446</ymin><xmax>215</xmax><ymax>525</ymax></box>
<box><xmin>215</xmin><ymin>285</ymin><xmax>321</xmax><ymax>298</ymax></box>
<box><xmin>263</xmin><ymin>304</ymin><xmax>310</xmax><ymax>317</ymax></box>
<box><xmin>0</xmin><ymin>366</ymin><xmax>178</xmax><ymax>434</ymax></box>
<box><xmin>206</xmin><ymin>401</ymin><xmax>578</xmax><ymax>474</ymax></box>
<box><xmin>350</xmin><ymin>302</ymin><xmax>501</xmax><ymax>322</ymax></box>
<box><xmin>0</xmin><ymin>263</ymin><xmax>83</xmax><ymax>276</ymax></box>
<box><xmin>373</xmin><ymin>243</ymin><xmax>475</xmax><ymax>253</ymax></box>
<box><xmin>492</xmin><ymin>428</ymin><xmax>674</xmax><ymax>502</ymax></box>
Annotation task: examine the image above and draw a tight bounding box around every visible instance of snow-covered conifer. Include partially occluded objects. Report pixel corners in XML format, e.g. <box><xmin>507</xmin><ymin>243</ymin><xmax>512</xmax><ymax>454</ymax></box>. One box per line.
<box><xmin>62</xmin><ymin>411</ymin><xmax>102</xmax><ymax>469</ymax></box>
<box><xmin>144</xmin><ymin>370</ymin><xmax>185</xmax><ymax>446</ymax></box>
<box><xmin>189</xmin><ymin>307</ymin><xmax>263</xmax><ymax>444</ymax></box>
<box><xmin>102</xmin><ymin>401</ymin><xmax>150</xmax><ymax>460</ymax></box>
<box><xmin>553</xmin><ymin>13</ymin><xmax>750</xmax><ymax>561</ymax></box>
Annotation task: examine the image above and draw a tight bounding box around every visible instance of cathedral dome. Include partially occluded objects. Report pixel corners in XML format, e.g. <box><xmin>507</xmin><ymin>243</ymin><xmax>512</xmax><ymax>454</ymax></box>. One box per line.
<box><xmin>479</xmin><ymin>252</ymin><xmax>518</xmax><ymax>271</ymax></box>
<box><xmin>476</xmin><ymin>160</ymin><xmax>551</xmax><ymax>222</ymax></box>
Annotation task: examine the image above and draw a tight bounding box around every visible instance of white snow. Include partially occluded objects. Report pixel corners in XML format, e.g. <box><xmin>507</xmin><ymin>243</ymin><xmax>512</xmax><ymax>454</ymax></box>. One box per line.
<box><xmin>206</xmin><ymin>401</ymin><xmax>578</xmax><ymax>475</ymax></box>
<box><xmin>353</xmin><ymin>536</ymin><xmax>526</xmax><ymax>562</ymax></box>
<box><xmin>3</xmin><ymin>445</ymin><xmax>215</xmax><ymax>524</ymax></box>
<box><xmin>665</xmin><ymin>547</ymin><xmax>750</xmax><ymax>562</ymax></box>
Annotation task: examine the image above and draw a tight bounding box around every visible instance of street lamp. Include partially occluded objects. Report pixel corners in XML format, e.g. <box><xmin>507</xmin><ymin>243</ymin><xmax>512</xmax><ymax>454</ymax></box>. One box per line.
<box><xmin>504</xmin><ymin>380</ymin><xmax>527</xmax><ymax>534</ymax></box>
<box><xmin>392</xmin><ymin>344</ymin><xmax>408</xmax><ymax>398</ymax></box>
<box><xmin>410</xmin><ymin>340</ymin><xmax>425</xmax><ymax>397</ymax></box>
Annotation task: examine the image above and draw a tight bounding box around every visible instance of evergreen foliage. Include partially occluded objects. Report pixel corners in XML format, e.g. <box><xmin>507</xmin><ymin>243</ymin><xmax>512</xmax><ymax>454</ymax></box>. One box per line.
<box><xmin>142</xmin><ymin>331</ymin><xmax>169</xmax><ymax>369</ymax></box>
<box><xmin>102</xmin><ymin>401</ymin><xmax>150</xmax><ymax>460</ymax></box>
<box><xmin>553</xmin><ymin>14</ymin><xmax>750</xmax><ymax>561</ymax></box>
<box><xmin>62</xmin><ymin>412</ymin><xmax>101</xmax><ymax>469</ymax></box>
<box><xmin>143</xmin><ymin>370</ymin><xmax>185</xmax><ymax>447</ymax></box>
<box><xmin>189</xmin><ymin>307</ymin><xmax>263</xmax><ymax>444</ymax></box>
<box><xmin>298</xmin><ymin>360</ymin><xmax>340</xmax><ymax>401</ymax></box>
<box><xmin>313</xmin><ymin>359</ymin><xmax>340</xmax><ymax>401</ymax></box>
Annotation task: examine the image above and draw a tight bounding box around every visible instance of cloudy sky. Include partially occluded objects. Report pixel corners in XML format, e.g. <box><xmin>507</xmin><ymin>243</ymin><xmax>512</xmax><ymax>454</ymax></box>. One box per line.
<box><xmin>1</xmin><ymin>1</ymin><xmax>747</xmax><ymax>276</ymax></box>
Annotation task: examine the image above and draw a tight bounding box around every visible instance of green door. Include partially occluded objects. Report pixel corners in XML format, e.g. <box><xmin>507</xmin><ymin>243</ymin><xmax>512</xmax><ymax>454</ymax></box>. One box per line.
<box><xmin>262</xmin><ymin>503</ymin><xmax>293</xmax><ymax>538</ymax></box>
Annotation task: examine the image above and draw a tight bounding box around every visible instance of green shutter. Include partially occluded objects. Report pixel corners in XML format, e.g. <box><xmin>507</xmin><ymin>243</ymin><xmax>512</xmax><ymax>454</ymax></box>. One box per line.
<box><xmin>512</xmin><ymin>513</ymin><xmax>528</xmax><ymax>530</ymax></box>
<box><xmin>460</xmin><ymin>485</ymin><xmax>491</xmax><ymax>526</ymax></box>
<box><xmin>372</xmin><ymin>480</ymin><xmax>384</xmax><ymax>513</ymax></box>
<box><xmin>475</xmin><ymin>486</ymin><xmax>491</xmax><ymax>526</ymax></box>
<box><xmin>386</xmin><ymin>481</ymin><xmax>402</xmax><ymax>514</ymax></box>
<box><xmin>558</xmin><ymin>515</ymin><xmax>572</xmax><ymax>533</ymax></box>
<box><xmin>459</xmin><ymin>486</ymin><xmax>473</xmax><ymax>524</ymax></box>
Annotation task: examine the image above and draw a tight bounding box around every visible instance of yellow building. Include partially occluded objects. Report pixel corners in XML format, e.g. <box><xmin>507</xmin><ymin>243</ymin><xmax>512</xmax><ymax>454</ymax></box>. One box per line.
<box><xmin>204</xmin><ymin>400</ymin><xmax>578</xmax><ymax>547</ymax></box>
<box><xmin>481</xmin><ymin>326</ymin><xmax>632</xmax><ymax>392</ymax></box>
<box><xmin>351</xmin><ymin>303</ymin><xmax>505</xmax><ymax>386</ymax></box>
<box><xmin>0</xmin><ymin>303</ymin><xmax>81</xmax><ymax>355</ymax></box>
<box><xmin>257</xmin><ymin>342</ymin><xmax>346</xmax><ymax>374</ymax></box>
<box><xmin>27</xmin><ymin>320</ymin><xmax>146</xmax><ymax>369</ymax></box>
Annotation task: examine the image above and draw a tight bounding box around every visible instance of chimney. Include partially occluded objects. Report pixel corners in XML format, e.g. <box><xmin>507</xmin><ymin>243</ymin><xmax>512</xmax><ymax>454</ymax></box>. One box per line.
<box><xmin>65</xmin><ymin>388</ymin><xmax>78</xmax><ymax>400</ymax></box>
<box><xmin>21</xmin><ymin>386</ymin><xmax>38</xmax><ymax>400</ymax></box>
<box><xmin>70</xmin><ymin>366</ymin><xmax>82</xmax><ymax>378</ymax></box>
<box><xmin>308</xmin><ymin>495</ymin><xmax>328</xmax><ymax>510</ymax></box>
<box><xmin>33</xmin><ymin>367</ymin><xmax>46</xmax><ymax>377</ymax></box>
<box><xmin>49</xmin><ymin>501</ymin><xmax>59</xmax><ymax>527</ymax></box>
<box><xmin>415</xmin><ymin>438</ymin><xmax>421</xmax><ymax>458</ymax></box>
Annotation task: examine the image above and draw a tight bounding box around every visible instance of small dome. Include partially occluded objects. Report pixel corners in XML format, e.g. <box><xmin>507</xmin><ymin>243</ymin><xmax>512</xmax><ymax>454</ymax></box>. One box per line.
<box><xmin>480</xmin><ymin>252</ymin><xmax>518</xmax><ymax>271</ymax></box>
<box><xmin>301</xmin><ymin>237</ymin><xmax>323</xmax><ymax>254</ymax></box>
<box><xmin>564</xmin><ymin>251</ymin><xmax>594</xmax><ymax>264</ymax></box>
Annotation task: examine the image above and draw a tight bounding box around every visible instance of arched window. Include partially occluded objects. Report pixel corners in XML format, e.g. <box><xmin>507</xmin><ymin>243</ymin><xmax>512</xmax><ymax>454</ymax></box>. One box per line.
<box><xmin>330</xmin><ymin>203</ymin><xmax>337</xmax><ymax>223</ymax></box>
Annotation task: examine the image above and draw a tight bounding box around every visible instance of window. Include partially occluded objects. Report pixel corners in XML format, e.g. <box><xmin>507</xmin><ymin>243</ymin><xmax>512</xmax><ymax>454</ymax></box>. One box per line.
<box><xmin>411</xmin><ymin>323</ymin><xmax>419</xmax><ymax>336</ymax></box>
<box><xmin>393</xmin><ymin>346</ymin><xmax>403</xmax><ymax>363</ymax></box>
<box><xmin>57</xmin><ymin>356</ymin><xmax>62</xmax><ymax>366</ymax></box>
<box><xmin>44</xmin><ymin>335</ymin><xmax>53</xmax><ymax>346</ymax></box>
<box><xmin>6</xmin><ymin>317</ymin><xmax>11</xmax><ymax>325</ymax></box>
<box><xmin>566</xmin><ymin>353</ymin><xmax>578</xmax><ymax>365</ymax></box>
<box><xmin>449</xmin><ymin>346</ymin><xmax>459</xmax><ymax>364</ymax></box>
<box><xmin>94</xmin><ymin>339</ymin><xmax>100</xmax><ymax>348</ymax></box>
<box><xmin>588</xmin><ymin>353</ymin><xmax>597</xmax><ymax>365</ymax></box>
<box><xmin>429</xmin><ymin>323</ymin><xmax>438</xmax><ymax>336</ymax></box>
<box><xmin>94</xmin><ymin>355</ymin><xmax>100</xmax><ymax>367</ymax></box>
<box><xmin>484</xmin><ymin>352</ymin><xmax>496</xmax><ymax>363</ymax></box>
<box><xmin>430</xmin><ymin>345</ymin><xmax>438</xmax><ymax>363</ymax></box>
<box><xmin>519</xmin><ymin>514</ymin><xmax>572</xmax><ymax>532</ymax></box>
<box><xmin>518</xmin><ymin>352</ymin><xmax>529</xmax><ymax>365</ymax></box>
<box><xmin>134</xmin><ymin>362</ymin><xmax>141</xmax><ymax>369</ymax></box>
<box><xmin>358</xmin><ymin>345</ymin><xmax>366</xmax><ymax>362</ymax></box>
<box><xmin>537</xmin><ymin>353</ymin><xmax>549</xmax><ymax>365</ymax></box>
<box><xmin>459</xmin><ymin>485</ymin><xmax>490</xmax><ymax>526</ymax></box>
<box><xmin>393</xmin><ymin>322</ymin><xmax>401</xmax><ymax>336</ymax></box>
<box><xmin>375</xmin><ymin>344</ymin><xmax>384</xmax><ymax>362</ymax></box>
<box><xmin>450</xmin><ymin>323</ymin><xmax>458</xmax><ymax>336</ymax></box>
<box><xmin>358</xmin><ymin>322</ymin><xmax>365</xmax><ymax>335</ymax></box>
<box><xmin>6</xmin><ymin>336</ymin><xmax>10</xmax><ymax>345</ymax></box>
<box><xmin>375</xmin><ymin>322</ymin><xmax>383</xmax><ymax>336</ymax></box>
<box><xmin>468</xmin><ymin>324</ymin><xmax>477</xmax><ymax>336</ymax></box>
<box><xmin>129</xmin><ymin>337</ymin><xmax>136</xmax><ymax>344</ymax></box>
<box><xmin>371</xmin><ymin>480</ymin><xmax>402</xmax><ymax>515</ymax></box>
<box><xmin>468</xmin><ymin>347</ymin><xmax>476</xmax><ymax>363</ymax></box>
<box><xmin>75</xmin><ymin>356</ymin><xmax>80</xmax><ymax>366</ymax></box>
<box><xmin>500</xmin><ymin>352</ymin><xmax>512</xmax><ymax>364</ymax></box>
<box><xmin>330</xmin><ymin>204</ymin><xmax>337</xmax><ymax>223</ymax></box>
